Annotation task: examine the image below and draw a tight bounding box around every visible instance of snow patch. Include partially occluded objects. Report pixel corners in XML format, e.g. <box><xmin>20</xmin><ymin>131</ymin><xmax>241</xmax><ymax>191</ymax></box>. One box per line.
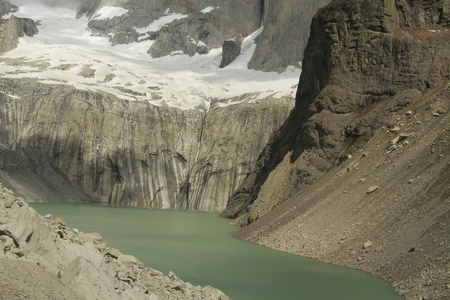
<box><xmin>136</xmin><ymin>13</ymin><xmax>188</xmax><ymax>34</ymax></box>
<box><xmin>0</xmin><ymin>4</ymin><xmax>301</xmax><ymax>110</ymax></box>
<box><xmin>93</xmin><ymin>6</ymin><xmax>129</xmax><ymax>20</ymax></box>
<box><xmin>201</xmin><ymin>7</ymin><xmax>217</xmax><ymax>14</ymax></box>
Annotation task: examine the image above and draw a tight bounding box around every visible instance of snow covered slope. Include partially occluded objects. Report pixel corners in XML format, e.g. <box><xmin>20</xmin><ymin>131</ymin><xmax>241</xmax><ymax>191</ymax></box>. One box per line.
<box><xmin>0</xmin><ymin>2</ymin><xmax>300</xmax><ymax>110</ymax></box>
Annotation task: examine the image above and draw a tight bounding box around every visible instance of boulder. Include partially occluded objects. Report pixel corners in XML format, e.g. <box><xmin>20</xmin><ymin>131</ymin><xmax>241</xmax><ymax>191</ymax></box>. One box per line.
<box><xmin>219</xmin><ymin>35</ymin><xmax>243</xmax><ymax>68</ymax></box>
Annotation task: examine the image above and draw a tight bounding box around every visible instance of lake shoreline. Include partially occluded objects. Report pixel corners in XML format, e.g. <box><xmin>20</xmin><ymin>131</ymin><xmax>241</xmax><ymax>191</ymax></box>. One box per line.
<box><xmin>0</xmin><ymin>183</ymin><xmax>230</xmax><ymax>300</ymax></box>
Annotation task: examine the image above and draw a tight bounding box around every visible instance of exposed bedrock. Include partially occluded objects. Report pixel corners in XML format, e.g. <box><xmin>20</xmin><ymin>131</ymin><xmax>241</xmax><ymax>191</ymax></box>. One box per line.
<box><xmin>221</xmin><ymin>0</ymin><xmax>450</xmax><ymax>222</ymax></box>
<box><xmin>248</xmin><ymin>0</ymin><xmax>332</xmax><ymax>73</ymax></box>
<box><xmin>0</xmin><ymin>78</ymin><xmax>293</xmax><ymax>211</ymax></box>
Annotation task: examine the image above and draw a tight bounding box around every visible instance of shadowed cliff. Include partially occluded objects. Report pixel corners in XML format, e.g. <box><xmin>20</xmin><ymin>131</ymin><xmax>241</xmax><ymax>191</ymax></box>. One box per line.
<box><xmin>221</xmin><ymin>0</ymin><xmax>450</xmax><ymax>222</ymax></box>
<box><xmin>222</xmin><ymin>0</ymin><xmax>449</xmax><ymax>298</ymax></box>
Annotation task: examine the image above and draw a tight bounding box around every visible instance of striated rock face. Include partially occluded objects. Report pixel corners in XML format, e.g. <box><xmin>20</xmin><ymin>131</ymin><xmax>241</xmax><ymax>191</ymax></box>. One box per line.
<box><xmin>0</xmin><ymin>15</ymin><xmax>38</xmax><ymax>53</ymax></box>
<box><xmin>0</xmin><ymin>78</ymin><xmax>293</xmax><ymax>211</ymax></box>
<box><xmin>0</xmin><ymin>183</ymin><xmax>229</xmax><ymax>299</ymax></box>
<box><xmin>248</xmin><ymin>0</ymin><xmax>332</xmax><ymax>72</ymax></box>
<box><xmin>221</xmin><ymin>0</ymin><xmax>450</xmax><ymax>221</ymax></box>
<box><xmin>0</xmin><ymin>143</ymin><xmax>99</xmax><ymax>204</ymax></box>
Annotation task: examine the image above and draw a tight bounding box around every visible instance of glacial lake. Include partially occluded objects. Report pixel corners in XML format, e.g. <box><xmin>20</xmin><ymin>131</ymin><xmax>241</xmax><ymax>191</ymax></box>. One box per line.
<box><xmin>31</xmin><ymin>203</ymin><xmax>403</xmax><ymax>300</ymax></box>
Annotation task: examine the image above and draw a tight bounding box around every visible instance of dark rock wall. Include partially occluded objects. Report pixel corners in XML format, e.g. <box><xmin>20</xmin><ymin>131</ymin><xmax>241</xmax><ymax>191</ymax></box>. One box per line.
<box><xmin>221</xmin><ymin>0</ymin><xmax>450</xmax><ymax>221</ymax></box>
<box><xmin>0</xmin><ymin>0</ymin><xmax>17</xmax><ymax>18</ymax></box>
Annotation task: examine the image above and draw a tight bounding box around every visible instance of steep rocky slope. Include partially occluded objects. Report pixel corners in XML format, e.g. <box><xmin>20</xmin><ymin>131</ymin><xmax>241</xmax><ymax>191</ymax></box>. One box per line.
<box><xmin>237</xmin><ymin>85</ymin><xmax>449</xmax><ymax>299</ymax></box>
<box><xmin>0</xmin><ymin>184</ymin><xmax>229</xmax><ymax>299</ymax></box>
<box><xmin>0</xmin><ymin>78</ymin><xmax>293</xmax><ymax>210</ymax></box>
<box><xmin>221</xmin><ymin>0</ymin><xmax>450</xmax><ymax>222</ymax></box>
<box><xmin>221</xmin><ymin>0</ymin><xmax>449</xmax><ymax>298</ymax></box>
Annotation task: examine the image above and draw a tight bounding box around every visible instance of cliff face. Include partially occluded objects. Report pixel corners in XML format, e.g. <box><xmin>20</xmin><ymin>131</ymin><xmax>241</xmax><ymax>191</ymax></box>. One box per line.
<box><xmin>248</xmin><ymin>0</ymin><xmax>332</xmax><ymax>72</ymax></box>
<box><xmin>0</xmin><ymin>0</ymin><xmax>318</xmax><ymax>210</ymax></box>
<box><xmin>221</xmin><ymin>0</ymin><xmax>450</xmax><ymax>222</ymax></box>
<box><xmin>224</xmin><ymin>0</ymin><xmax>449</xmax><ymax>298</ymax></box>
<box><xmin>0</xmin><ymin>78</ymin><xmax>293</xmax><ymax>211</ymax></box>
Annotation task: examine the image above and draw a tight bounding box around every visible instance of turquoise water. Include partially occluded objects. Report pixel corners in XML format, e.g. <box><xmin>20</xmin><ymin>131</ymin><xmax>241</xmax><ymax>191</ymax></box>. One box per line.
<box><xmin>31</xmin><ymin>203</ymin><xmax>403</xmax><ymax>300</ymax></box>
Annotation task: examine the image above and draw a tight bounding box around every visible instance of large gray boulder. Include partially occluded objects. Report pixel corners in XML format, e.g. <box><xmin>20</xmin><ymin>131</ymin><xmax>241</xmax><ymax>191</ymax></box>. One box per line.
<box><xmin>219</xmin><ymin>35</ymin><xmax>244</xmax><ymax>68</ymax></box>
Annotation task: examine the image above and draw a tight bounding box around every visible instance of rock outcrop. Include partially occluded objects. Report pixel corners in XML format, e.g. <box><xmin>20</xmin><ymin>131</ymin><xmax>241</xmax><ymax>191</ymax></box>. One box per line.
<box><xmin>0</xmin><ymin>78</ymin><xmax>293</xmax><ymax>211</ymax></box>
<box><xmin>219</xmin><ymin>35</ymin><xmax>243</xmax><ymax>68</ymax></box>
<box><xmin>0</xmin><ymin>183</ymin><xmax>229</xmax><ymax>299</ymax></box>
<box><xmin>221</xmin><ymin>0</ymin><xmax>450</xmax><ymax>222</ymax></box>
<box><xmin>0</xmin><ymin>15</ymin><xmax>38</xmax><ymax>53</ymax></box>
<box><xmin>0</xmin><ymin>0</ymin><xmax>17</xmax><ymax>18</ymax></box>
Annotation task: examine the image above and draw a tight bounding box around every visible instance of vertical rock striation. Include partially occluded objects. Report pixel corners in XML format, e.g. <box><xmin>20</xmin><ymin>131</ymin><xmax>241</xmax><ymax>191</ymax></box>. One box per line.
<box><xmin>0</xmin><ymin>79</ymin><xmax>293</xmax><ymax>211</ymax></box>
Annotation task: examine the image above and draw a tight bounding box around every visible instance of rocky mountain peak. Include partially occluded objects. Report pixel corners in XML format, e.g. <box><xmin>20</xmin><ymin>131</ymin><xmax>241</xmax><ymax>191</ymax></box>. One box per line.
<box><xmin>221</xmin><ymin>0</ymin><xmax>449</xmax><ymax>219</ymax></box>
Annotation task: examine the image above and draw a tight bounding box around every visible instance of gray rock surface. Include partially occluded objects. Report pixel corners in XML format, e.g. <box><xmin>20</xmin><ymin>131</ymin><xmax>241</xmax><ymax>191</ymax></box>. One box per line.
<box><xmin>248</xmin><ymin>0</ymin><xmax>332</xmax><ymax>72</ymax></box>
<box><xmin>222</xmin><ymin>0</ymin><xmax>450</xmax><ymax>298</ymax></box>
<box><xmin>78</xmin><ymin>0</ymin><xmax>331</xmax><ymax>72</ymax></box>
<box><xmin>0</xmin><ymin>0</ymin><xmax>17</xmax><ymax>19</ymax></box>
<box><xmin>0</xmin><ymin>78</ymin><xmax>293</xmax><ymax>211</ymax></box>
<box><xmin>0</xmin><ymin>184</ymin><xmax>230</xmax><ymax>299</ymax></box>
<box><xmin>0</xmin><ymin>14</ymin><xmax>38</xmax><ymax>53</ymax></box>
<box><xmin>221</xmin><ymin>0</ymin><xmax>450</xmax><ymax>220</ymax></box>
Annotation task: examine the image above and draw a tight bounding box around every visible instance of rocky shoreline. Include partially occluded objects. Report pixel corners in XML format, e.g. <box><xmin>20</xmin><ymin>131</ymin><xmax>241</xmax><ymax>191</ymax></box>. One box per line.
<box><xmin>0</xmin><ymin>184</ymin><xmax>229</xmax><ymax>300</ymax></box>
